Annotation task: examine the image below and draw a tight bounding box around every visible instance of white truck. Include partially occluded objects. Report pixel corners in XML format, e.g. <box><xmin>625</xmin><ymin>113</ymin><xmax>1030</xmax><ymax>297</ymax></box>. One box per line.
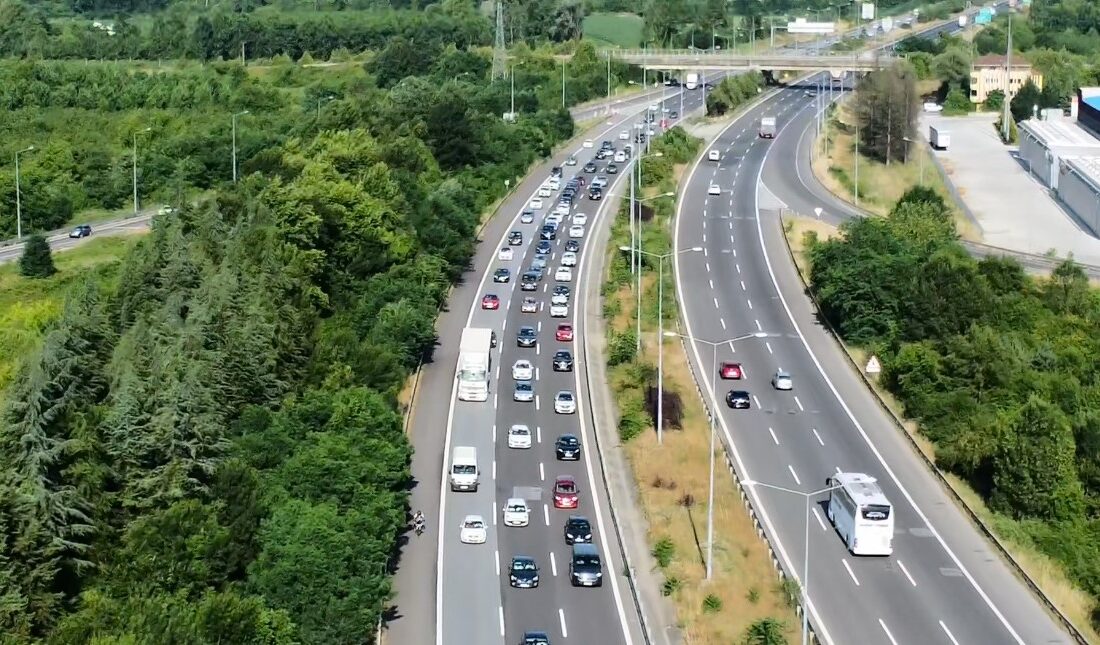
<box><xmin>450</xmin><ymin>446</ymin><xmax>479</xmax><ymax>492</ymax></box>
<box><xmin>457</xmin><ymin>327</ymin><xmax>493</xmax><ymax>402</ymax></box>
<box><xmin>759</xmin><ymin>116</ymin><xmax>777</xmax><ymax>139</ymax></box>
<box><xmin>685</xmin><ymin>72</ymin><xmax>699</xmax><ymax>90</ymax></box>
<box><xmin>929</xmin><ymin>124</ymin><xmax>951</xmax><ymax>150</ymax></box>
<box><xmin>957</xmin><ymin>15</ymin><xmax>968</xmax><ymax>27</ymax></box>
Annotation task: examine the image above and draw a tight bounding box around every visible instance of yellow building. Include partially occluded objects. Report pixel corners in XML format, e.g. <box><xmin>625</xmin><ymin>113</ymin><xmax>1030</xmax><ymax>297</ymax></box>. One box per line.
<box><xmin>969</xmin><ymin>54</ymin><xmax>1043</xmax><ymax>104</ymax></box>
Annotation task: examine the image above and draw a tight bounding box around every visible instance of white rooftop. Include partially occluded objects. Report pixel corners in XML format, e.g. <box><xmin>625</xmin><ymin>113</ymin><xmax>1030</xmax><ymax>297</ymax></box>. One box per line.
<box><xmin>1020</xmin><ymin>118</ymin><xmax>1100</xmax><ymax>149</ymax></box>
<box><xmin>835</xmin><ymin>472</ymin><xmax>890</xmax><ymax>507</ymax></box>
<box><xmin>1064</xmin><ymin>156</ymin><xmax>1100</xmax><ymax>191</ymax></box>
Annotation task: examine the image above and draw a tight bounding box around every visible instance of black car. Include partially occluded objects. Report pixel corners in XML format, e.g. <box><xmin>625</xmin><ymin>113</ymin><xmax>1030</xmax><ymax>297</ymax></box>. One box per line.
<box><xmin>726</xmin><ymin>390</ymin><xmax>751</xmax><ymax>409</ymax></box>
<box><xmin>540</xmin><ymin>225</ymin><xmax>556</xmax><ymax>240</ymax></box>
<box><xmin>509</xmin><ymin>556</ymin><xmax>540</xmax><ymax>588</ymax></box>
<box><xmin>550</xmin><ymin>166</ymin><xmax>562</xmax><ymax>178</ymax></box>
<box><xmin>555</xmin><ymin>433</ymin><xmax>582</xmax><ymax>460</ymax></box>
<box><xmin>68</xmin><ymin>224</ymin><xmax>92</xmax><ymax>238</ymax></box>
<box><xmin>493</xmin><ymin>268</ymin><xmax>511</xmax><ymax>283</ymax></box>
<box><xmin>553</xmin><ymin>284</ymin><xmax>571</xmax><ymax>298</ymax></box>
<box><xmin>600</xmin><ymin>140</ymin><xmax>614</xmax><ymax>151</ymax></box>
<box><xmin>583</xmin><ymin>162</ymin><xmax>597</xmax><ymax>173</ymax></box>
<box><xmin>517</xmin><ymin>326</ymin><xmax>538</xmax><ymax>347</ymax></box>
<box><xmin>560</xmin><ymin>194</ymin><xmax>574</xmax><ymax>205</ymax></box>
<box><xmin>553</xmin><ymin>350</ymin><xmax>574</xmax><ymax>372</ymax></box>
<box><xmin>509</xmin><ymin>231</ymin><xmax>523</xmax><ymax>245</ymax></box>
<box><xmin>522</xmin><ymin>631</ymin><xmax>551</xmax><ymax>645</ymax></box>
<box><xmin>670</xmin><ymin>110</ymin><xmax>679</xmax><ymax>119</ymax></box>
<box><xmin>521</xmin><ymin>272</ymin><xmax>539</xmax><ymax>291</ymax></box>
<box><xmin>606</xmin><ymin>163</ymin><xmax>619</xmax><ymax>175</ymax></box>
<box><xmin>536</xmin><ymin>240</ymin><xmax>552</xmax><ymax>255</ymax></box>
<box><xmin>587</xmin><ymin>187</ymin><xmax>602</xmax><ymax>201</ymax></box>
<box><xmin>635</xmin><ymin>133</ymin><xmax>647</xmax><ymax>144</ymax></box>
<box><xmin>565</xmin><ymin>239</ymin><xmax>580</xmax><ymax>253</ymax></box>
<box><xmin>594</xmin><ymin>149</ymin><xmax>608</xmax><ymax>160</ymax></box>
<box><xmin>563</xmin><ymin>516</ymin><xmax>592</xmax><ymax>544</ymax></box>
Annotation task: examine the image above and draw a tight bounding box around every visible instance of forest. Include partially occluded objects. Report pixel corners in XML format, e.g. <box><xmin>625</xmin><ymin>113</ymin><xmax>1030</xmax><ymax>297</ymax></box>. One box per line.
<box><xmin>805</xmin><ymin>187</ymin><xmax>1100</xmax><ymax>631</ymax></box>
<box><xmin>0</xmin><ymin>31</ymin><xmax>633</xmax><ymax>643</ymax></box>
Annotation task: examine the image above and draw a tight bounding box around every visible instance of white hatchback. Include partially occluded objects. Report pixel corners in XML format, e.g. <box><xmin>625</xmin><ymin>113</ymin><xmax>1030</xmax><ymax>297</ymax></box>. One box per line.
<box><xmin>614</xmin><ymin>151</ymin><xmax>626</xmax><ymax>163</ymax></box>
<box><xmin>569</xmin><ymin>225</ymin><xmax>585</xmax><ymax>238</ymax></box>
<box><xmin>582</xmin><ymin>139</ymin><xmax>594</xmax><ymax>148</ymax></box>
<box><xmin>555</xmin><ymin>267</ymin><xmax>573</xmax><ymax>282</ymax></box>
<box><xmin>538</xmin><ymin>186</ymin><xmax>551</xmax><ymax>198</ymax></box>
<box><xmin>561</xmin><ymin>251</ymin><xmax>578</xmax><ymax>267</ymax></box>
<box><xmin>708</xmin><ymin>184</ymin><xmax>721</xmax><ymax>195</ymax></box>
<box><xmin>572</xmin><ymin>213</ymin><xmax>588</xmax><ymax>226</ymax></box>
<box><xmin>512</xmin><ymin>359</ymin><xmax>534</xmax><ymax>380</ymax></box>
<box><xmin>508</xmin><ymin>424</ymin><xmax>533</xmax><ymax>449</ymax></box>
<box><xmin>619</xmin><ymin>130</ymin><xmax>629</xmax><ymax>140</ymax></box>
<box><xmin>503</xmin><ymin>498</ymin><xmax>530</xmax><ymax>527</ymax></box>
<box><xmin>529</xmin><ymin>197</ymin><xmax>544</xmax><ymax>210</ymax></box>
<box><xmin>498</xmin><ymin>247</ymin><xmax>514</xmax><ymax>261</ymax></box>
<box><xmin>550</xmin><ymin>303</ymin><xmax>569</xmax><ymax>318</ymax></box>
<box><xmin>459</xmin><ymin>515</ymin><xmax>487</xmax><ymax>544</ymax></box>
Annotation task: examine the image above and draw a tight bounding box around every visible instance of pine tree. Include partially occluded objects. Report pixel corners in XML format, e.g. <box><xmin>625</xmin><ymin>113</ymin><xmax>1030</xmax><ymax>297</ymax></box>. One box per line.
<box><xmin>19</xmin><ymin>234</ymin><xmax>56</xmax><ymax>279</ymax></box>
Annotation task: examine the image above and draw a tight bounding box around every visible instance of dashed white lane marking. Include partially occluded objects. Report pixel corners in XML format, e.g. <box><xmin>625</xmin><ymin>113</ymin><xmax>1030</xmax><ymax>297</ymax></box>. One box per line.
<box><xmin>755</xmin><ymin>319</ymin><xmax>762</xmax><ymax>331</ymax></box>
<box><xmin>709</xmin><ymin>279</ymin><xmax>715</xmax><ymax>289</ymax></box>
<box><xmin>843</xmin><ymin>559</ymin><xmax>861</xmax><ymax>586</ymax></box>
<box><xmin>897</xmin><ymin>560</ymin><xmax>917</xmax><ymax>587</ymax></box>
<box><xmin>495</xmin><ymin>550</ymin><xmax>500</xmax><ymax>575</ymax></box>
<box><xmin>752</xmin><ymin>394</ymin><xmax>761</xmax><ymax>407</ymax></box>
<box><xmin>746</xmin><ymin>299</ymin><xmax>753</xmax><ymax>310</ymax></box>
<box><xmin>765</xmin><ymin>341</ymin><xmax>773</xmax><ymax>354</ymax></box>
<box><xmin>788</xmin><ymin>464</ymin><xmax>801</xmax><ymax>485</ymax></box>
<box><xmin>492</xmin><ymin>460</ymin><xmax>497</xmax><ymax>480</ymax></box>
<box><xmin>768</xmin><ymin>427</ymin><xmax>779</xmax><ymax>445</ymax></box>
<box><xmin>728</xmin><ymin>221</ymin><xmax>733</xmax><ymax>230</ymax></box>
<box><xmin>492</xmin><ymin>423</ymin><xmax>497</xmax><ymax>443</ymax></box>
<box><xmin>550</xmin><ymin>551</ymin><xmax>558</xmax><ymax>576</ymax></box>
<box><xmin>705</xmin><ymin>262</ymin><xmax>711</xmax><ymax>272</ymax></box>
<box><xmin>494</xmin><ymin>393</ymin><xmax>499</xmax><ymax>409</ymax></box>
<box><xmin>713</xmin><ymin>297</ymin><xmax>720</xmax><ymax>309</ymax></box>
<box><xmin>536</xmin><ymin>425</ymin><xmax>542</xmax><ymax>443</ymax></box>
<box><xmin>499</xmin><ymin>607</ymin><xmax>506</xmax><ymax>636</ymax></box>
<box><xmin>720</xmin><ymin>317</ymin><xmax>727</xmax><ymax>330</ymax></box>
<box><xmin>735</xmin><ymin>263</ymin><xmax>741</xmax><ymax>273</ymax></box>
<box><xmin>535</xmin><ymin>395</ymin><xmax>540</xmax><ymax>410</ymax></box>
<box><xmin>543</xmin><ymin>504</ymin><xmax>550</xmax><ymax>526</ymax></box>
<box><xmin>702</xmin><ymin>233</ymin><xmax>707</xmax><ymax>242</ymax></box>
<box><xmin>729</xmin><ymin>234</ymin><xmax>735</xmax><ymax>243</ymax></box>
<box><xmin>740</xmin><ymin>280</ymin><xmax>746</xmax><ymax>291</ymax></box>
<box><xmin>812</xmin><ymin>428</ymin><xmax>824</xmax><ymax>446</ymax></box>
<box><xmin>703</xmin><ymin>247</ymin><xmax>708</xmax><ymax>257</ymax></box>
<box><xmin>939</xmin><ymin>621</ymin><xmax>961</xmax><ymax>645</ymax></box>
<box><xmin>811</xmin><ymin>506</ymin><xmax>827</xmax><ymax>531</ymax></box>
<box><xmin>731</xmin><ymin>248</ymin><xmax>736</xmax><ymax>257</ymax></box>
<box><xmin>559</xmin><ymin>609</ymin><xmax>569</xmax><ymax>638</ymax></box>
<box><xmin>539</xmin><ymin>462</ymin><xmax>545</xmax><ymax>481</ymax></box>
<box><xmin>794</xmin><ymin>396</ymin><xmax>804</xmax><ymax>411</ymax></box>
<box><xmin>878</xmin><ymin>619</ymin><xmax>898</xmax><ymax>645</ymax></box>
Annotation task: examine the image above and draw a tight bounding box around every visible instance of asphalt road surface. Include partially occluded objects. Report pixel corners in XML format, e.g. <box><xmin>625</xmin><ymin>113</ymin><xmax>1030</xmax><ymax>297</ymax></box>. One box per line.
<box><xmin>0</xmin><ymin>212</ymin><xmax>154</xmax><ymax>265</ymax></box>
<box><xmin>671</xmin><ymin>81</ymin><xmax>1072</xmax><ymax>644</ymax></box>
<box><xmin>433</xmin><ymin>87</ymin><xmax>713</xmax><ymax>645</ymax></box>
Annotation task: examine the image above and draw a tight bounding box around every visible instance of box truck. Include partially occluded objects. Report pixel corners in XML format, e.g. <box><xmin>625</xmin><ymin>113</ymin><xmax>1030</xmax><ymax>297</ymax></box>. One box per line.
<box><xmin>457</xmin><ymin>327</ymin><xmax>492</xmax><ymax>402</ymax></box>
<box><xmin>759</xmin><ymin>116</ymin><xmax>777</xmax><ymax>138</ymax></box>
<box><xmin>685</xmin><ymin>73</ymin><xmax>699</xmax><ymax>90</ymax></box>
<box><xmin>449</xmin><ymin>446</ymin><xmax>479</xmax><ymax>492</ymax></box>
<box><xmin>929</xmin><ymin>125</ymin><xmax>951</xmax><ymax>150</ymax></box>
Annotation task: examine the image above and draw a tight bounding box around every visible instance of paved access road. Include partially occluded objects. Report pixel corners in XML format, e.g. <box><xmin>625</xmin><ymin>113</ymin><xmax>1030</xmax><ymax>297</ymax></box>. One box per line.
<box><xmin>0</xmin><ymin>212</ymin><xmax>155</xmax><ymax>265</ymax></box>
<box><xmin>433</xmin><ymin>87</ymin><xmax>713</xmax><ymax>645</ymax></box>
<box><xmin>672</xmin><ymin>81</ymin><xmax>1073</xmax><ymax>644</ymax></box>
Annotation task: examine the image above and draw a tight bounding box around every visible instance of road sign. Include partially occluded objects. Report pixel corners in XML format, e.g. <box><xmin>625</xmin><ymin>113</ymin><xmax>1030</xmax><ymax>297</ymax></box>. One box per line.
<box><xmin>865</xmin><ymin>355</ymin><xmax>882</xmax><ymax>374</ymax></box>
<box><xmin>788</xmin><ymin>18</ymin><xmax>836</xmax><ymax>34</ymax></box>
<box><xmin>861</xmin><ymin>2</ymin><xmax>876</xmax><ymax>20</ymax></box>
<box><xmin>814</xmin><ymin>207</ymin><xmax>823</xmax><ymax>218</ymax></box>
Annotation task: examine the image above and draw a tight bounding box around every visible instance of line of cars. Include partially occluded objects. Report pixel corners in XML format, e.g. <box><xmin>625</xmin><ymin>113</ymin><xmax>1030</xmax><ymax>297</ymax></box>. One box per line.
<box><xmin>719</xmin><ymin>360</ymin><xmax>794</xmax><ymax>410</ymax></box>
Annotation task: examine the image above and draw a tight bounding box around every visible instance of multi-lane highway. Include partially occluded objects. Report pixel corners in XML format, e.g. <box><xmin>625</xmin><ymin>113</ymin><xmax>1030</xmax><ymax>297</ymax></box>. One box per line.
<box><xmin>434</xmin><ymin>84</ymin><xmax>713</xmax><ymax>645</ymax></box>
<box><xmin>0</xmin><ymin>211</ymin><xmax>155</xmax><ymax>264</ymax></box>
<box><xmin>672</xmin><ymin>80</ymin><xmax>1073</xmax><ymax>644</ymax></box>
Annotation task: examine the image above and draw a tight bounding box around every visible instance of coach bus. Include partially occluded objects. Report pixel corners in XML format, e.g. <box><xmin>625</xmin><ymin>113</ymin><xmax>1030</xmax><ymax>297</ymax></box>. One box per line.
<box><xmin>825</xmin><ymin>472</ymin><xmax>894</xmax><ymax>556</ymax></box>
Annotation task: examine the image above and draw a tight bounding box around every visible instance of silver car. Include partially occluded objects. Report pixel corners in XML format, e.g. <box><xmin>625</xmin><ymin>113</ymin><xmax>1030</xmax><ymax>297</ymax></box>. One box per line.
<box><xmin>772</xmin><ymin>369</ymin><xmax>793</xmax><ymax>391</ymax></box>
<box><xmin>514</xmin><ymin>380</ymin><xmax>535</xmax><ymax>402</ymax></box>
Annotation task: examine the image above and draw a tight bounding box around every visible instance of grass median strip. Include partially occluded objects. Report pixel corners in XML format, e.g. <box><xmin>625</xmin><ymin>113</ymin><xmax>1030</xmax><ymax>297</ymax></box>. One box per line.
<box><xmin>601</xmin><ymin>127</ymin><xmax>798</xmax><ymax>644</ymax></box>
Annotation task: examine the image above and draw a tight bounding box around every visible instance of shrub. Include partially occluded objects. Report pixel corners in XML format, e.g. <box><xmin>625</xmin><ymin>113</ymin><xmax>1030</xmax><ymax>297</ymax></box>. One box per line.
<box><xmin>701</xmin><ymin>593</ymin><xmax>723</xmax><ymax>613</ymax></box>
<box><xmin>19</xmin><ymin>234</ymin><xmax>56</xmax><ymax>279</ymax></box>
<box><xmin>744</xmin><ymin>617</ymin><xmax>788</xmax><ymax>645</ymax></box>
<box><xmin>652</xmin><ymin>536</ymin><xmax>675</xmax><ymax>568</ymax></box>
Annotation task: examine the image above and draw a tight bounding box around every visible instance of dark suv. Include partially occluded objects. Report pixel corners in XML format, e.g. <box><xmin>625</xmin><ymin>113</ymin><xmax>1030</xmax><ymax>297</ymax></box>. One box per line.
<box><xmin>553</xmin><ymin>350</ymin><xmax>573</xmax><ymax>372</ymax></box>
<box><xmin>555</xmin><ymin>433</ymin><xmax>581</xmax><ymax>460</ymax></box>
<box><xmin>569</xmin><ymin>543</ymin><xmax>602</xmax><ymax>587</ymax></box>
<box><xmin>563</xmin><ymin>516</ymin><xmax>592</xmax><ymax>545</ymax></box>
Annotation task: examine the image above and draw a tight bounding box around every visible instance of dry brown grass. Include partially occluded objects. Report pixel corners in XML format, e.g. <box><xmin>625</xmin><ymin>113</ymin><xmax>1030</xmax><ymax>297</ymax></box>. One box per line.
<box><xmin>780</xmin><ymin>216</ymin><xmax>1100</xmax><ymax>642</ymax></box>
<box><xmin>812</xmin><ymin>102</ymin><xmax>981</xmax><ymax>241</ymax></box>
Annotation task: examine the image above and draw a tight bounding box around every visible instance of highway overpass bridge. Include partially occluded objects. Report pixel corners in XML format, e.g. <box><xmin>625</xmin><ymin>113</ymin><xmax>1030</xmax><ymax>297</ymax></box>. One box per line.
<box><xmin>605</xmin><ymin>49</ymin><xmax>895</xmax><ymax>72</ymax></box>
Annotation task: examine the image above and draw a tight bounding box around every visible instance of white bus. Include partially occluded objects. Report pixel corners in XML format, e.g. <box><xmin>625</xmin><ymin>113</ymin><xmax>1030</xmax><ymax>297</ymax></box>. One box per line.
<box><xmin>825</xmin><ymin>472</ymin><xmax>894</xmax><ymax>556</ymax></box>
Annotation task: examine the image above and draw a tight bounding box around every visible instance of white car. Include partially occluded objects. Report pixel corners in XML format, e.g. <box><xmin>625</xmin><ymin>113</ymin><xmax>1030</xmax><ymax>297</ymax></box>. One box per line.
<box><xmin>569</xmin><ymin>225</ymin><xmax>585</xmax><ymax>238</ymax></box>
<box><xmin>591</xmin><ymin>176</ymin><xmax>608</xmax><ymax>188</ymax></box>
<box><xmin>708</xmin><ymin>184</ymin><xmax>721</xmax><ymax>195</ymax></box>
<box><xmin>561</xmin><ymin>251</ymin><xmax>578</xmax><ymax>267</ymax></box>
<box><xmin>512</xmin><ymin>359</ymin><xmax>534</xmax><ymax>380</ymax></box>
<box><xmin>551</xmin><ymin>290</ymin><xmax>569</xmax><ymax>306</ymax></box>
<box><xmin>923</xmin><ymin>102</ymin><xmax>943</xmax><ymax>113</ymax></box>
<box><xmin>582</xmin><ymin>139</ymin><xmax>594</xmax><ymax>148</ymax></box>
<box><xmin>545</xmin><ymin>213</ymin><xmax>564</xmax><ymax>226</ymax></box>
<box><xmin>459</xmin><ymin>515</ymin><xmax>487</xmax><ymax>544</ymax></box>
<box><xmin>521</xmin><ymin>297</ymin><xmax>539</xmax><ymax>313</ymax></box>
<box><xmin>498</xmin><ymin>247</ymin><xmax>514</xmax><ymax>261</ymax></box>
<box><xmin>619</xmin><ymin>130</ymin><xmax>629</xmax><ymax>140</ymax></box>
<box><xmin>503</xmin><ymin>498</ymin><xmax>530</xmax><ymax>527</ymax></box>
<box><xmin>508</xmin><ymin>424</ymin><xmax>533</xmax><ymax>449</ymax></box>
<box><xmin>772</xmin><ymin>369</ymin><xmax>793</xmax><ymax>391</ymax></box>
<box><xmin>708</xmin><ymin>149</ymin><xmax>720</xmax><ymax>162</ymax></box>
<box><xmin>538</xmin><ymin>186</ymin><xmax>552</xmax><ymax>198</ymax></box>
<box><xmin>555</xmin><ymin>267</ymin><xmax>573</xmax><ymax>282</ymax></box>
<box><xmin>550</xmin><ymin>303</ymin><xmax>569</xmax><ymax>318</ymax></box>
<box><xmin>554</xmin><ymin>391</ymin><xmax>577</xmax><ymax>414</ymax></box>
<box><xmin>614</xmin><ymin>151</ymin><xmax>626</xmax><ymax>163</ymax></box>
<box><xmin>572</xmin><ymin>213</ymin><xmax>588</xmax><ymax>226</ymax></box>
<box><xmin>554</xmin><ymin>203</ymin><xmax>570</xmax><ymax>216</ymax></box>
<box><xmin>548</xmin><ymin>178</ymin><xmax>560</xmax><ymax>190</ymax></box>
<box><xmin>529</xmin><ymin>197</ymin><xmax>544</xmax><ymax>210</ymax></box>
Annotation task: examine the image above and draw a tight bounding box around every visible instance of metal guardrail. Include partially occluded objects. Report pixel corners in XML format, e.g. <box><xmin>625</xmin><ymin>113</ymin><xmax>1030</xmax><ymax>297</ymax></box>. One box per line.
<box><xmin>607</xmin><ymin>51</ymin><xmax>893</xmax><ymax>71</ymax></box>
<box><xmin>610</xmin><ymin>48</ymin><xmax>892</xmax><ymax>60</ymax></box>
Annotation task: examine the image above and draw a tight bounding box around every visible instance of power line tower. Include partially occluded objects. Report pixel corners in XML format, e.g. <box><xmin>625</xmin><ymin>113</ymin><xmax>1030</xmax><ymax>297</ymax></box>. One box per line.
<box><xmin>492</xmin><ymin>0</ymin><xmax>507</xmax><ymax>82</ymax></box>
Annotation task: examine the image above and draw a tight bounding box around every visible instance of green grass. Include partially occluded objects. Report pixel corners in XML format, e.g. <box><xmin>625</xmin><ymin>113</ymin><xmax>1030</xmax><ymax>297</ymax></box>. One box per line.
<box><xmin>0</xmin><ymin>235</ymin><xmax>141</xmax><ymax>391</ymax></box>
<box><xmin>582</xmin><ymin>12</ymin><xmax>644</xmax><ymax>49</ymax></box>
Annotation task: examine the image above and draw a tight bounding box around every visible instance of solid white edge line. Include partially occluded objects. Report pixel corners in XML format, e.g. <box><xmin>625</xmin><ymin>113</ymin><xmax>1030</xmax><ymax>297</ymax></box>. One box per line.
<box><xmin>672</xmin><ymin>83</ymin><xmax>838</xmax><ymax>645</ymax></box>
<box><xmin>752</xmin><ymin>89</ymin><xmax>1028</xmax><ymax>645</ymax></box>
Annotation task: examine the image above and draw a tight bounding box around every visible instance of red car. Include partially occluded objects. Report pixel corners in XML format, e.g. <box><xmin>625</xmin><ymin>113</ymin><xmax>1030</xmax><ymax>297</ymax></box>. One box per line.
<box><xmin>719</xmin><ymin>362</ymin><xmax>743</xmax><ymax>379</ymax></box>
<box><xmin>556</xmin><ymin>323</ymin><xmax>574</xmax><ymax>342</ymax></box>
<box><xmin>553</xmin><ymin>476</ymin><xmax>579</xmax><ymax>509</ymax></box>
<box><xmin>481</xmin><ymin>294</ymin><xmax>500</xmax><ymax>310</ymax></box>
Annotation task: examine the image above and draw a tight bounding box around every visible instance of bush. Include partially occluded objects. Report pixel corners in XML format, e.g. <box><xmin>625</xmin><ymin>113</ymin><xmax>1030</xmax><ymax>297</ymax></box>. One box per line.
<box><xmin>744</xmin><ymin>617</ymin><xmax>788</xmax><ymax>645</ymax></box>
<box><xmin>661</xmin><ymin>575</ymin><xmax>681</xmax><ymax>596</ymax></box>
<box><xmin>19</xmin><ymin>233</ymin><xmax>56</xmax><ymax>278</ymax></box>
<box><xmin>701</xmin><ymin>593</ymin><xmax>723</xmax><ymax>613</ymax></box>
<box><xmin>652</xmin><ymin>536</ymin><xmax>675</xmax><ymax>568</ymax></box>
<box><xmin>607</xmin><ymin>330</ymin><xmax>637</xmax><ymax>366</ymax></box>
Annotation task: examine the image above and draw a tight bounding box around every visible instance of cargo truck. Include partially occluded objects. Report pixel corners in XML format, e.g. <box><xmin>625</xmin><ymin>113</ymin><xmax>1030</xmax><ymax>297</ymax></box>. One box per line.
<box><xmin>457</xmin><ymin>327</ymin><xmax>493</xmax><ymax>402</ymax></box>
<box><xmin>759</xmin><ymin>116</ymin><xmax>777</xmax><ymax>139</ymax></box>
<box><xmin>929</xmin><ymin>125</ymin><xmax>951</xmax><ymax>150</ymax></box>
<box><xmin>685</xmin><ymin>73</ymin><xmax>699</xmax><ymax>90</ymax></box>
<box><xmin>957</xmin><ymin>15</ymin><xmax>968</xmax><ymax>27</ymax></box>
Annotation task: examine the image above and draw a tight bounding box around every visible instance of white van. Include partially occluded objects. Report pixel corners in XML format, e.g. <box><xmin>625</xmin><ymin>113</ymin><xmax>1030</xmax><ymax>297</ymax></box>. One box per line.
<box><xmin>450</xmin><ymin>446</ymin><xmax>479</xmax><ymax>492</ymax></box>
<box><xmin>708</xmin><ymin>149</ymin><xmax>720</xmax><ymax>162</ymax></box>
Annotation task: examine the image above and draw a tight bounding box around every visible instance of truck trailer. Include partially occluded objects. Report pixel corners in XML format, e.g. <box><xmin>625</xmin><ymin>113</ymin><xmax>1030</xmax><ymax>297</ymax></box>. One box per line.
<box><xmin>456</xmin><ymin>327</ymin><xmax>493</xmax><ymax>402</ymax></box>
<box><xmin>929</xmin><ymin>125</ymin><xmax>951</xmax><ymax>150</ymax></box>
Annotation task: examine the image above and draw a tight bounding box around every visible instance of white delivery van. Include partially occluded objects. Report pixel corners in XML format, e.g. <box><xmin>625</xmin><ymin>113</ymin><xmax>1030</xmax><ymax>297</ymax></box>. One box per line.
<box><xmin>450</xmin><ymin>446</ymin><xmax>479</xmax><ymax>492</ymax></box>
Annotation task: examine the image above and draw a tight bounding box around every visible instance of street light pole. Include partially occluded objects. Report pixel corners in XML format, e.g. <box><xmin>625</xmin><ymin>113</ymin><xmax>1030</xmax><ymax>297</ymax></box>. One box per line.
<box><xmin>14</xmin><ymin>146</ymin><xmax>35</xmax><ymax>239</ymax></box>
<box><xmin>562</xmin><ymin>58</ymin><xmax>566</xmax><ymax>109</ymax></box>
<box><xmin>741</xmin><ymin>480</ymin><xmax>842</xmax><ymax>645</ymax></box>
<box><xmin>666</xmin><ymin>330</ymin><xmax>770</xmax><ymax>579</ymax></box>
<box><xmin>132</xmin><ymin>128</ymin><xmax>151</xmax><ymax>215</ymax></box>
<box><xmin>231</xmin><ymin>110</ymin><xmax>249</xmax><ymax>184</ymax></box>
<box><xmin>629</xmin><ymin>155</ymin><xmax>666</xmax><ymax>352</ymax></box>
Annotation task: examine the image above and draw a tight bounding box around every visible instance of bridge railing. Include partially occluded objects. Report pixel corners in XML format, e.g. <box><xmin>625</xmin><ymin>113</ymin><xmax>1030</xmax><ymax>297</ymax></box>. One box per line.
<box><xmin>606</xmin><ymin>48</ymin><xmax>895</xmax><ymax>60</ymax></box>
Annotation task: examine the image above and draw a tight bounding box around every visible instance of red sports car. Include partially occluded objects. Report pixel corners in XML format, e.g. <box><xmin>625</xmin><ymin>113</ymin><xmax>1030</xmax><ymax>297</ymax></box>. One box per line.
<box><xmin>553</xmin><ymin>476</ymin><xmax>579</xmax><ymax>509</ymax></box>
<box><xmin>482</xmin><ymin>294</ymin><xmax>500</xmax><ymax>310</ymax></box>
<box><xmin>720</xmin><ymin>362</ymin><xmax>743</xmax><ymax>379</ymax></box>
<box><xmin>556</xmin><ymin>323</ymin><xmax>574</xmax><ymax>342</ymax></box>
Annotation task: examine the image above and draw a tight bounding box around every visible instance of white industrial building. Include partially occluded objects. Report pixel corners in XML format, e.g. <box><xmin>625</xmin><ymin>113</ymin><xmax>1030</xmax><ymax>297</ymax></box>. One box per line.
<box><xmin>1018</xmin><ymin>111</ymin><xmax>1100</xmax><ymax>236</ymax></box>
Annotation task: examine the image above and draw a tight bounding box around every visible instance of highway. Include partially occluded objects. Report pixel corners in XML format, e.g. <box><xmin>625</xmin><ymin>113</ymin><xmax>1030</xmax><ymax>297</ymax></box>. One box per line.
<box><xmin>671</xmin><ymin>80</ymin><xmax>1073</xmax><ymax>645</ymax></box>
<box><xmin>434</xmin><ymin>84</ymin><xmax>713</xmax><ymax>645</ymax></box>
<box><xmin>0</xmin><ymin>211</ymin><xmax>155</xmax><ymax>265</ymax></box>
